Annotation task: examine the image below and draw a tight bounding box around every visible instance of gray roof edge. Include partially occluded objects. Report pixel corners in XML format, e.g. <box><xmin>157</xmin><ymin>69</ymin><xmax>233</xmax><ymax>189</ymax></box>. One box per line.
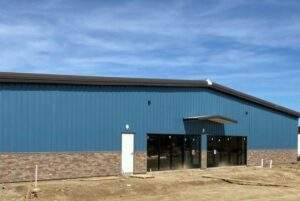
<box><xmin>0</xmin><ymin>72</ymin><xmax>299</xmax><ymax>118</ymax></box>
<box><xmin>0</xmin><ymin>72</ymin><xmax>208</xmax><ymax>87</ymax></box>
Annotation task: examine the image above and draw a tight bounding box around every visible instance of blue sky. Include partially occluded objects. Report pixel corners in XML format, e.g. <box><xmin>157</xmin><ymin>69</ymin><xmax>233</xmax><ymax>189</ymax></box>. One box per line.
<box><xmin>0</xmin><ymin>0</ymin><xmax>300</xmax><ymax>112</ymax></box>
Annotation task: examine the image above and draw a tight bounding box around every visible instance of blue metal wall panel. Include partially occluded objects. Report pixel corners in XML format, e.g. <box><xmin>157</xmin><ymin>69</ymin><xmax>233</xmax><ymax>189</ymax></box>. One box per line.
<box><xmin>0</xmin><ymin>83</ymin><xmax>298</xmax><ymax>152</ymax></box>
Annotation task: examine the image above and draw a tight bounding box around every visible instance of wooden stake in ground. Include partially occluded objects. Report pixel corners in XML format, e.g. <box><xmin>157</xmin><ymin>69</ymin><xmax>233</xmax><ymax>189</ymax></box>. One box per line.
<box><xmin>32</xmin><ymin>165</ymin><xmax>40</xmax><ymax>194</ymax></box>
<box><xmin>35</xmin><ymin>165</ymin><xmax>38</xmax><ymax>189</ymax></box>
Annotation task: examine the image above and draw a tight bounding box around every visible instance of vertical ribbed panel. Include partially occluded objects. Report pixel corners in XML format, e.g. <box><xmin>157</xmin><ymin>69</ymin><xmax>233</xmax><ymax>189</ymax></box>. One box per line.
<box><xmin>0</xmin><ymin>83</ymin><xmax>297</xmax><ymax>152</ymax></box>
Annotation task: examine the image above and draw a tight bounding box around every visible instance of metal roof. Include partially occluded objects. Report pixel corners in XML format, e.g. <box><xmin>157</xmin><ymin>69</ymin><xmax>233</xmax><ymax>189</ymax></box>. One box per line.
<box><xmin>0</xmin><ymin>72</ymin><xmax>299</xmax><ymax>117</ymax></box>
<box><xmin>183</xmin><ymin>115</ymin><xmax>238</xmax><ymax>124</ymax></box>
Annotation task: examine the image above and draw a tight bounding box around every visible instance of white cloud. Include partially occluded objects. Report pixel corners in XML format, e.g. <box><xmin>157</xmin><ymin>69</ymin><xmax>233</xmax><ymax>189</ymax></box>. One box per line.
<box><xmin>69</xmin><ymin>34</ymin><xmax>169</xmax><ymax>52</ymax></box>
<box><xmin>65</xmin><ymin>1</ymin><xmax>300</xmax><ymax>49</ymax></box>
<box><xmin>64</xmin><ymin>55</ymin><xmax>199</xmax><ymax>68</ymax></box>
<box><xmin>0</xmin><ymin>23</ymin><xmax>43</xmax><ymax>37</ymax></box>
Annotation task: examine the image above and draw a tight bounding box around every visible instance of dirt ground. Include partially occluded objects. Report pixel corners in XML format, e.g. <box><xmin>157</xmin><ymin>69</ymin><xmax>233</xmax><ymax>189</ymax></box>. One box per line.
<box><xmin>1</xmin><ymin>162</ymin><xmax>300</xmax><ymax>201</ymax></box>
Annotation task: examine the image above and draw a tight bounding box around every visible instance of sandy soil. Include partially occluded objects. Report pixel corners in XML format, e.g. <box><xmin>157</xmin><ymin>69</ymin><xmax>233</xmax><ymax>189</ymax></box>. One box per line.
<box><xmin>1</xmin><ymin>163</ymin><xmax>300</xmax><ymax>201</ymax></box>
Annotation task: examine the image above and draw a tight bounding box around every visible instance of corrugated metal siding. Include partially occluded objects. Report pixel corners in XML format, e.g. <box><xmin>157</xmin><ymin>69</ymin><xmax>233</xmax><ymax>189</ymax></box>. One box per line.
<box><xmin>0</xmin><ymin>83</ymin><xmax>297</xmax><ymax>152</ymax></box>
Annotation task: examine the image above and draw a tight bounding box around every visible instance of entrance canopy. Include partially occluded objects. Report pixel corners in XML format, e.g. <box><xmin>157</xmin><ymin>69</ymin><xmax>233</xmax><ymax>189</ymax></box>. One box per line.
<box><xmin>183</xmin><ymin>115</ymin><xmax>238</xmax><ymax>124</ymax></box>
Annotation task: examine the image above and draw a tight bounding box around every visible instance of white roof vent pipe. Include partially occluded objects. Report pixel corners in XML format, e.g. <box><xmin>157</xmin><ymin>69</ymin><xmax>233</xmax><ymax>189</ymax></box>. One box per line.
<box><xmin>206</xmin><ymin>78</ymin><xmax>213</xmax><ymax>86</ymax></box>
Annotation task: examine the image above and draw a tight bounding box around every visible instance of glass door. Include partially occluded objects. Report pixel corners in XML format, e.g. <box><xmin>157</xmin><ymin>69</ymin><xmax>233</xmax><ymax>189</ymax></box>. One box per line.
<box><xmin>207</xmin><ymin>135</ymin><xmax>247</xmax><ymax>167</ymax></box>
<box><xmin>147</xmin><ymin>135</ymin><xmax>159</xmax><ymax>171</ymax></box>
<box><xmin>171</xmin><ymin>135</ymin><xmax>184</xmax><ymax>169</ymax></box>
<box><xmin>147</xmin><ymin>134</ymin><xmax>202</xmax><ymax>171</ymax></box>
<box><xmin>159</xmin><ymin>135</ymin><xmax>172</xmax><ymax>170</ymax></box>
<box><xmin>184</xmin><ymin>135</ymin><xmax>201</xmax><ymax>168</ymax></box>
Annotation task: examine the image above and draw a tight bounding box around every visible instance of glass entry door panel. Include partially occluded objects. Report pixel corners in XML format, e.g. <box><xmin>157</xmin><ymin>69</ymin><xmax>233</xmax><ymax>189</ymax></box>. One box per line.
<box><xmin>147</xmin><ymin>135</ymin><xmax>159</xmax><ymax>171</ymax></box>
<box><xmin>171</xmin><ymin>135</ymin><xmax>184</xmax><ymax>169</ymax></box>
<box><xmin>147</xmin><ymin>134</ymin><xmax>201</xmax><ymax>171</ymax></box>
<box><xmin>159</xmin><ymin>135</ymin><xmax>172</xmax><ymax>170</ymax></box>
<box><xmin>184</xmin><ymin>136</ymin><xmax>201</xmax><ymax>168</ymax></box>
<box><xmin>207</xmin><ymin>135</ymin><xmax>247</xmax><ymax>167</ymax></box>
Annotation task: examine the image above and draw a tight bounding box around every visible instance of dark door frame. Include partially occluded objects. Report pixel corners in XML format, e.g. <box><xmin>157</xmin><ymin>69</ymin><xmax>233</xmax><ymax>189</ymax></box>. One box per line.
<box><xmin>146</xmin><ymin>133</ymin><xmax>201</xmax><ymax>171</ymax></box>
<box><xmin>207</xmin><ymin>135</ymin><xmax>247</xmax><ymax>167</ymax></box>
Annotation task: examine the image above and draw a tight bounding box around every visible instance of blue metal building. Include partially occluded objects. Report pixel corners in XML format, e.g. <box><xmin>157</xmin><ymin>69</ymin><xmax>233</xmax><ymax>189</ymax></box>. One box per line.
<box><xmin>0</xmin><ymin>72</ymin><xmax>299</xmax><ymax>182</ymax></box>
